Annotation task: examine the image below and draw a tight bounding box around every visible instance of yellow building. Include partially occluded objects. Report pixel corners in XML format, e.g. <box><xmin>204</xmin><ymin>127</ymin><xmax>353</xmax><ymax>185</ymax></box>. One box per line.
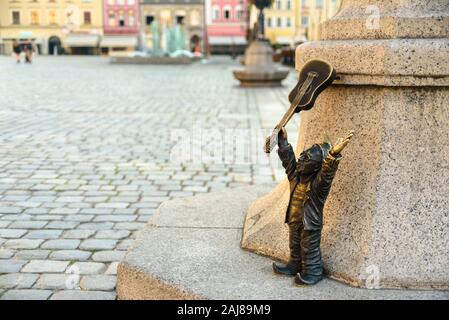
<box><xmin>297</xmin><ymin>0</ymin><xmax>341</xmax><ymax>41</ymax></box>
<box><xmin>249</xmin><ymin>0</ymin><xmax>341</xmax><ymax>45</ymax></box>
<box><xmin>263</xmin><ymin>0</ymin><xmax>298</xmax><ymax>46</ymax></box>
<box><xmin>0</xmin><ymin>0</ymin><xmax>103</xmax><ymax>55</ymax></box>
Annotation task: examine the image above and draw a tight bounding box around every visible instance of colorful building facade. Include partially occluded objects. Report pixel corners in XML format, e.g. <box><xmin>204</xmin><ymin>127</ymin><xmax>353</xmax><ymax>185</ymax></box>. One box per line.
<box><xmin>141</xmin><ymin>0</ymin><xmax>205</xmax><ymax>52</ymax></box>
<box><xmin>0</xmin><ymin>0</ymin><xmax>103</xmax><ymax>55</ymax></box>
<box><xmin>205</xmin><ymin>0</ymin><xmax>248</xmax><ymax>54</ymax></box>
<box><xmin>297</xmin><ymin>0</ymin><xmax>341</xmax><ymax>41</ymax></box>
<box><xmin>102</xmin><ymin>0</ymin><xmax>140</xmax><ymax>53</ymax></box>
<box><xmin>248</xmin><ymin>0</ymin><xmax>341</xmax><ymax>45</ymax></box>
<box><xmin>263</xmin><ymin>0</ymin><xmax>299</xmax><ymax>45</ymax></box>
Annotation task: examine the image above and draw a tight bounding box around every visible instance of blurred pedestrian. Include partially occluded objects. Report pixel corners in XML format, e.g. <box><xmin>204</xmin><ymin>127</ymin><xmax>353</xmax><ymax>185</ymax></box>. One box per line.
<box><xmin>24</xmin><ymin>40</ymin><xmax>34</xmax><ymax>64</ymax></box>
<box><xmin>12</xmin><ymin>40</ymin><xmax>22</xmax><ymax>63</ymax></box>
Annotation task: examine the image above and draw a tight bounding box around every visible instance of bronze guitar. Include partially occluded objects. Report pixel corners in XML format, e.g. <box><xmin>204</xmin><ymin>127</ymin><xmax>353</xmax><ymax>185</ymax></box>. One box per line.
<box><xmin>264</xmin><ymin>59</ymin><xmax>337</xmax><ymax>154</ymax></box>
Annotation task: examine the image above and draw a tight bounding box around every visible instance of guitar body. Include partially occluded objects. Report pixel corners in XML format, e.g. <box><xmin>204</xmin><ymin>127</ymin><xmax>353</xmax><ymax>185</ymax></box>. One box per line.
<box><xmin>264</xmin><ymin>59</ymin><xmax>336</xmax><ymax>154</ymax></box>
<box><xmin>288</xmin><ymin>59</ymin><xmax>336</xmax><ymax>112</ymax></box>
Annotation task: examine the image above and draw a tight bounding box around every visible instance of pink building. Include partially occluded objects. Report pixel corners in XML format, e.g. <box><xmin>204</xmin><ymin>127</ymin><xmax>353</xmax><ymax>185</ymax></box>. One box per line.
<box><xmin>206</xmin><ymin>0</ymin><xmax>248</xmax><ymax>54</ymax></box>
<box><xmin>101</xmin><ymin>0</ymin><xmax>140</xmax><ymax>53</ymax></box>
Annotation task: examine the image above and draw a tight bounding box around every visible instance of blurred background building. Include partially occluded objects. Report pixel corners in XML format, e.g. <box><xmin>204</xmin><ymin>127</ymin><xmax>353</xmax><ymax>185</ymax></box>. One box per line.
<box><xmin>263</xmin><ymin>0</ymin><xmax>299</xmax><ymax>47</ymax></box>
<box><xmin>296</xmin><ymin>0</ymin><xmax>341</xmax><ymax>41</ymax></box>
<box><xmin>101</xmin><ymin>0</ymin><xmax>140</xmax><ymax>55</ymax></box>
<box><xmin>140</xmin><ymin>0</ymin><xmax>205</xmax><ymax>52</ymax></box>
<box><xmin>0</xmin><ymin>0</ymin><xmax>103</xmax><ymax>55</ymax></box>
<box><xmin>0</xmin><ymin>0</ymin><xmax>341</xmax><ymax>56</ymax></box>
<box><xmin>205</xmin><ymin>0</ymin><xmax>248</xmax><ymax>56</ymax></box>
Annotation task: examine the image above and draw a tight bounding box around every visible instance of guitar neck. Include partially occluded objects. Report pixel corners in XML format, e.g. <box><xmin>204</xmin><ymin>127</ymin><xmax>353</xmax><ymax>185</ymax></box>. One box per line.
<box><xmin>274</xmin><ymin>74</ymin><xmax>315</xmax><ymax>130</ymax></box>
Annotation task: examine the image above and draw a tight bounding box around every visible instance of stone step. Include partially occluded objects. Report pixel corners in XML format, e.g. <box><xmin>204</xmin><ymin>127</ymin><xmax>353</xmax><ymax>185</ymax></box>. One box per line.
<box><xmin>117</xmin><ymin>186</ymin><xmax>449</xmax><ymax>300</ymax></box>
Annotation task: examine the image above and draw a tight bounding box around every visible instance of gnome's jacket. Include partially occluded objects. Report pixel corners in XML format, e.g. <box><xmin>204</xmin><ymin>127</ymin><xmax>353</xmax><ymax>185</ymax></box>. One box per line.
<box><xmin>278</xmin><ymin>144</ymin><xmax>341</xmax><ymax>230</ymax></box>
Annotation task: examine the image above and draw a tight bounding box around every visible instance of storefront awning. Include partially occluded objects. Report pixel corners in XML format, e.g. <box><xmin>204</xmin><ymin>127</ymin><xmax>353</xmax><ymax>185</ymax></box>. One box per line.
<box><xmin>208</xmin><ymin>36</ymin><xmax>247</xmax><ymax>46</ymax></box>
<box><xmin>100</xmin><ymin>36</ymin><xmax>138</xmax><ymax>48</ymax></box>
<box><xmin>275</xmin><ymin>36</ymin><xmax>294</xmax><ymax>45</ymax></box>
<box><xmin>19</xmin><ymin>31</ymin><xmax>33</xmax><ymax>39</ymax></box>
<box><xmin>64</xmin><ymin>34</ymin><xmax>100</xmax><ymax>47</ymax></box>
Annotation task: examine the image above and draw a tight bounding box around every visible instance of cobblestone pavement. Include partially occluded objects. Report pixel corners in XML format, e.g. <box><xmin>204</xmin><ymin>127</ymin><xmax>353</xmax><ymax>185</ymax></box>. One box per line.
<box><xmin>0</xmin><ymin>56</ymin><xmax>297</xmax><ymax>299</ymax></box>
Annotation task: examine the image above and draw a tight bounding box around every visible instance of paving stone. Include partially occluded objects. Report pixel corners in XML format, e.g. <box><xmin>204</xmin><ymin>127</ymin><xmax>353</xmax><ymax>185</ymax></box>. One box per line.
<box><xmin>79</xmin><ymin>239</ymin><xmax>117</xmax><ymax>250</ymax></box>
<box><xmin>105</xmin><ymin>262</ymin><xmax>119</xmax><ymax>275</ymax></box>
<box><xmin>64</xmin><ymin>215</ymin><xmax>94</xmax><ymax>222</ymax></box>
<box><xmin>49</xmin><ymin>250</ymin><xmax>92</xmax><ymax>261</ymax></box>
<box><xmin>0</xmin><ymin>221</ymin><xmax>11</xmax><ymax>228</ymax></box>
<box><xmin>24</xmin><ymin>230</ymin><xmax>62</xmax><ymax>239</ymax></box>
<box><xmin>14</xmin><ymin>250</ymin><xmax>51</xmax><ymax>260</ymax></box>
<box><xmin>3</xmin><ymin>239</ymin><xmax>43</xmax><ymax>249</ymax></box>
<box><xmin>116</xmin><ymin>239</ymin><xmax>135</xmax><ymax>251</ymax></box>
<box><xmin>70</xmin><ymin>262</ymin><xmax>106</xmax><ymax>275</ymax></box>
<box><xmin>0</xmin><ymin>229</ymin><xmax>27</xmax><ymax>238</ymax></box>
<box><xmin>78</xmin><ymin>222</ymin><xmax>114</xmax><ymax>230</ymax></box>
<box><xmin>50</xmin><ymin>290</ymin><xmax>116</xmax><ymax>300</ymax></box>
<box><xmin>93</xmin><ymin>215</ymin><xmax>136</xmax><ymax>222</ymax></box>
<box><xmin>0</xmin><ymin>207</ymin><xmax>23</xmax><ymax>214</ymax></box>
<box><xmin>80</xmin><ymin>275</ymin><xmax>116</xmax><ymax>291</ymax></box>
<box><xmin>62</xmin><ymin>229</ymin><xmax>96</xmax><ymax>239</ymax></box>
<box><xmin>0</xmin><ymin>273</ymin><xmax>39</xmax><ymax>289</ymax></box>
<box><xmin>113</xmin><ymin>222</ymin><xmax>145</xmax><ymax>230</ymax></box>
<box><xmin>41</xmin><ymin>240</ymin><xmax>80</xmax><ymax>250</ymax></box>
<box><xmin>9</xmin><ymin>221</ymin><xmax>48</xmax><ymax>229</ymax></box>
<box><xmin>21</xmin><ymin>260</ymin><xmax>69</xmax><ymax>273</ymax></box>
<box><xmin>49</xmin><ymin>208</ymin><xmax>80</xmax><ymax>215</ymax></box>
<box><xmin>34</xmin><ymin>274</ymin><xmax>75</xmax><ymax>290</ymax></box>
<box><xmin>96</xmin><ymin>203</ymin><xmax>129</xmax><ymax>209</ymax></box>
<box><xmin>0</xmin><ymin>289</ymin><xmax>52</xmax><ymax>300</ymax></box>
<box><xmin>45</xmin><ymin>221</ymin><xmax>79</xmax><ymax>229</ymax></box>
<box><xmin>0</xmin><ymin>249</ymin><xmax>15</xmax><ymax>259</ymax></box>
<box><xmin>92</xmin><ymin>251</ymin><xmax>125</xmax><ymax>262</ymax></box>
<box><xmin>80</xmin><ymin>208</ymin><xmax>113</xmax><ymax>215</ymax></box>
<box><xmin>0</xmin><ymin>260</ymin><xmax>27</xmax><ymax>273</ymax></box>
<box><xmin>94</xmin><ymin>230</ymin><xmax>130</xmax><ymax>240</ymax></box>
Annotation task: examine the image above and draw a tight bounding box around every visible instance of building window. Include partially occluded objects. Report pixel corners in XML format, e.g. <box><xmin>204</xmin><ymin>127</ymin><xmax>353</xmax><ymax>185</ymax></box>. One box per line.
<box><xmin>266</xmin><ymin>17</ymin><xmax>272</xmax><ymax>28</ymax></box>
<box><xmin>30</xmin><ymin>11</ymin><xmax>40</xmax><ymax>25</ymax></box>
<box><xmin>128</xmin><ymin>11</ymin><xmax>135</xmax><ymax>26</ymax></box>
<box><xmin>146</xmin><ymin>15</ymin><xmax>154</xmax><ymax>25</ymax></box>
<box><xmin>316</xmin><ymin>0</ymin><xmax>324</xmax><ymax>8</ymax></box>
<box><xmin>117</xmin><ymin>0</ymin><xmax>125</xmax><ymax>5</ymax></box>
<box><xmin>212</xmin><ymin>7</ymin><xmax>219</xmax><ymax>20</ymax></box>
<box><xmin>302</xmin><ymin>0</ymin><xmax>308</xmax><ymax>7</ymax></box>
<box><xmin>301</xmin><ymin>16</ymin><xmax>309</xmax><ymax>26</ymax></box>
<box><xmin>109</xmin><ymin>11</ymin><xmax>116</xmax><ymax>26</ymax></box>
<box><xmin>286</xmin><ymin>17</ymin><xmax>291</xmax><ymax>27</ymax></box>
<box><xmin>176</xmin><ymin>15</ymin><xmax>184</xmax><ymax>25</ymax></box>
<box><xmin>275</xmin><ymin>0</ymin><xmax>281</xmax><ymax>9</ymax></box>
<box><xmin>277</xmin><ymin>17</ymin><xmax>282</xmax><ymax>27</ymax></box>
<box><xmin>84</xmin><ymin>12</ymin><xmax>92</xmax><ymax>25</ymax></box>
<box><xmin>286</xmin><ymin>0</ymin><xmax>292</xmax><ymax>10</ymax></box>
<box><xmin>190</xmin><ymin>10</ymin><xmax>200</xmax><ymax>26</ymax></box>
<box><xmin>12</xmin><ymin>11</ymin><xmax>21</xmax><ymax>25</ymax></box>
<box><xmin>48</xmin><ymin>11</ymin><xmax>57</xmax><ymax>25</ymax></box>
<box><xmin>236</xmin><ymin>7</ymin><xmax>243</xmax><ymax>20</ymax></box>
<box><xmin>224</xmin><ymin>9</ymin><xmax>231</xmax><ymax>20</ymax></box>
<box><xmin>127</xmin><ymin>0</ymin><xmax>135</xmax><ymax>4</ymax></box>
<box><xmin>119</xmin><ymin>11</ymin><xmax>125</xmax><ymax>26</ymax></box>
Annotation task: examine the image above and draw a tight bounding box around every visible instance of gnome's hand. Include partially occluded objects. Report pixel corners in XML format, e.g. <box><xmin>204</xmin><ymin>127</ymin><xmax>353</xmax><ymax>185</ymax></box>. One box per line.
<box><xmin>330</xmin><ymin>131</ymin><xmax>354</xmax><ymax>156</ymax></box>
<box><xmin>278</xmin><ymin>127</ymin><xmax>289</xmax><ymax>148</ymax></box>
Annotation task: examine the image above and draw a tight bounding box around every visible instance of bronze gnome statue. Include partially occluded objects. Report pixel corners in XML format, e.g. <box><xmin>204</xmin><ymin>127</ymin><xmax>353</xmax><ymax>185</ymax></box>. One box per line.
<box><xmin>273</xmin><ymin>128</ymin><xmax>354</xmax><ymax>285</ymax></box>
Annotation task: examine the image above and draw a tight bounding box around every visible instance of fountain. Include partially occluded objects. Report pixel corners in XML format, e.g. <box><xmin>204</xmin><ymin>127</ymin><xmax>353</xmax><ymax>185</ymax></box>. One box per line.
<box><xmin>233</xmin><ymin>0</ymin><xmax>289</xmax><ymax>86</ymax></box>
<box><xmin>110</xmin><ymin>21</ymin><xmax>196</xmax><ymax>65</ymax></box>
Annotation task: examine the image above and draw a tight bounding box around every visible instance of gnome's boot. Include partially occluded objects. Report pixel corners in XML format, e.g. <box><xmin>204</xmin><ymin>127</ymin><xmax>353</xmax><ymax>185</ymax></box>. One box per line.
<box><xmin>294</xmin><ymin>228</ymin><xmax>323</xmax><ymax>285</ymax></box>
<box><xmin>273</xmin><ymin>223</ymin><xmax>301</xmax><ymax>276</ymax></box>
